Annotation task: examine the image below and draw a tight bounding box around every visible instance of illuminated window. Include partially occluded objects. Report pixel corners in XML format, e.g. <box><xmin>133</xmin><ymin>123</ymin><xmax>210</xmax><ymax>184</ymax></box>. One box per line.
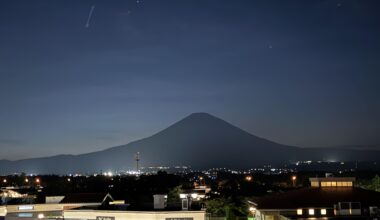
<box><xmin>309</xmin><ymin>209</ymin><xmax>315</xmax><ymax>215</ymax></box>
<box><xmin>331</xmin><ymin>182</ymin><xmax>337</xmax><ymax>187</ymax></box>
<box><xmin>311</xmin><ymin>182</ymin><xmax>319</xmax><ymax>187</ymax></box>
<box><xmin>321</xmin><ymin>209</ymin><xmax>327</xmax><ymax>215</ymax></box>
<box><xmin>337</xmin><ymin>182</ymin><xmax>343</xmax><ymax>187</ymax></box>
<box><xmin>321</xmin><ymin>182</ymin><xmax>327</xmax><ymax>187</ymax></box>
<box><xmin>326</xmin><ymin>182</ymin><xmax>332</xmax><ymax>187</ymax></box>
<box><xmin>297</xmin><ymin>209</ymin><xmax>303</xmax><ymax>215</ymax></box>
<box><xmin>347</xmin><ymin>182</ymin><xmax>353</xmax><ymax>187</ymax></box>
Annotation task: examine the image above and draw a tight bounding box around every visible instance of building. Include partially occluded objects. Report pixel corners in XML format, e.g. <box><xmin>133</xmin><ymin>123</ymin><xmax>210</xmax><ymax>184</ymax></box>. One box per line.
<box><xmin>64</xmin><ymin>210</ymin><xmax>206</xmax><ymax>220</ymax></box>
<box><xmin>249</xmin><ymin>177</ymin><xmax>380</xmax><ymax>220</ymax></box>
<box><xmin>0</xmin><ymin>192</ymin><xmax>206</xmax><ymax>220</ymax></box>
<box><xmin>2</xmin><ymin>193</ymin><xmax>115</xmax><ymax>220</ymax></box>
<box><xmin>1</xmin><ymin>187</ymin><xmax>37</xmax><ymax>205</ymax></box>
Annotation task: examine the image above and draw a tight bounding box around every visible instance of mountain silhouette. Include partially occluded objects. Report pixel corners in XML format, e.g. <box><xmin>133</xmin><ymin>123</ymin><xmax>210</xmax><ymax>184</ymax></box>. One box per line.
<box><xmin>0</xmin><ymin>113</ymin><xmax>379</xmax><ymax>174</ymax></box>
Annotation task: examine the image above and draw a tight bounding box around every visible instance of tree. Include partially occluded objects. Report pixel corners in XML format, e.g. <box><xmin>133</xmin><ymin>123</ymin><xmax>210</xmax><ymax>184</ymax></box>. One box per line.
<box><xmin>359</xmin><ymin>175</ymin><xmax>380</xmax><ymax>192</ymax></box>
<box><xmin>205</xmin><ymin>197</ymin><xmax>248</xmax><ymax>220</ymax></box>
<box><xmin>167</xmin><ymin>185</ymin><xmax>183</xmax><ymax>204</ymax></box>
<box><xmin>370</xmin><ymin>175</ymin><xmax>380</xmax><ymax>192</ymax></box>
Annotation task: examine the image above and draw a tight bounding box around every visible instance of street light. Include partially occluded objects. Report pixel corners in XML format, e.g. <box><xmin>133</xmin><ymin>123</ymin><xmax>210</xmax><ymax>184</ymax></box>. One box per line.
<box><xmin>249</xmin><ymin>206</ymin><xmax>257</xmax><ymax>216</ymax></box>
<box><xmin>245</xmin><ymin>175</ymin><xmax>252</xmax><ymax>181</ymax></box>
<box><xmin>25</xmin><ymin>178</ymin><xmax>29</xmax><ymax>183</ymax></box>
<box><xmin>3</xmin><ymin>179</ymin><xmax>7</xmax><ymax>183</ymax></box>
<box><xmin>35</xmin><ymin>178</ymin><xmax>40</xmax><ymax>184</ymax></box>
<box><xmin>292</xmin><ymin>175</ymin><xmax>297</xmax><ymax>187</ymax></box>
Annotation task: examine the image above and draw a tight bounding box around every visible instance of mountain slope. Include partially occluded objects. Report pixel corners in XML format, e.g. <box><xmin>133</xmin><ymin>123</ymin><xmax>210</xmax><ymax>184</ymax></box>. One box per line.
<box><xmin>0</xmin><ymin>113</ymin><xmax>379</xmax><ymax>174</ymax></box>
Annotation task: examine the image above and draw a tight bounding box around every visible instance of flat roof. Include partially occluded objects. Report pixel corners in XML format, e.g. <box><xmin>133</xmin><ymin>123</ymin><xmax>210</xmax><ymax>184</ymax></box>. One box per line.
<box><xmin>309</xmin><ymin>177</ymin><xmax>356</xmax><ymax>182</ymax></box>
<box><xmin>60</xmin><ymin>193</ymin><xmax>113</xmax><ymax>204</ymax></box>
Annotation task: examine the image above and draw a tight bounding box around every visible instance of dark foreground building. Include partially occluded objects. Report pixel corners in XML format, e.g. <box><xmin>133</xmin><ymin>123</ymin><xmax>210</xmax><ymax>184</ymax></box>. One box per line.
<box><xmin>249</xmin><ymin>177</ymin><xmax>380</xmax><ymax>220</ymax></box>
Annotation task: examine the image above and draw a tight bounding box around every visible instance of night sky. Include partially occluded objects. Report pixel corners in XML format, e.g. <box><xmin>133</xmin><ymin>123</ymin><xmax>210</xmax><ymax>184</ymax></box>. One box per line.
<box><xmin>0</xmin><ymin>0</ymin><xmax>379</xmax><ymax>160</ymax></box>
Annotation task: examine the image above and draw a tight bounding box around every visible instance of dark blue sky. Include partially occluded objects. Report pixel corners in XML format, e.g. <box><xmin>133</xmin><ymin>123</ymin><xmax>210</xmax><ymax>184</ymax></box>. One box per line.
<box><xmin>0</xmin><ymin>0</ymin><xmax>379</xmax><ymax>160</ymax></box>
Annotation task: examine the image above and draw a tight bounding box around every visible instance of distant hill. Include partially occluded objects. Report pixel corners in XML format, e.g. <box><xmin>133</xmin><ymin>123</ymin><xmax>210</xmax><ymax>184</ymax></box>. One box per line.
<box><xmin>0</xmin><ymin>113</ymin><xmax>379</xmax><ymax>174</ymax></box>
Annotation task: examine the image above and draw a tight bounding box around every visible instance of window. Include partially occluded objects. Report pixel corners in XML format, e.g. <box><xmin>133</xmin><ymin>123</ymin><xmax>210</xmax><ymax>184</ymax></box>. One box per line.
<box><xmin>321</xmin><ymin>209</ymin><xmax>327</xmax><ymax>215</ymax></box>
<box><xmin>351</xmin><ymin>202</ymin><xmax>361</xmax><ymax>209</ymax></box>
<box><xmin>331</xmin><ymin>182</ymin><xmax>337</xmax><ymax>187</ymax></box>
<box><xmin>335</xmin><ymin>181</ymin><xmax>353</xmax><ymax>187</ymax></box>
<box><xmin>297</xmin><ymin>209</ymin><xmax>303</xmax><ymax>215</ymax></box>
<box><xmin>264</xmin><ymin>215</ymin><xmax>274</xmax><ymax>220</ymax></box>
<box><xmin>340</xmin><ymin>202</ymin><xmax>350</xmax><ymax>209</ymax></box>
<box><xmin>309</xmin><ymin>209</ymin><xmax>315</xmax><ymax>215</ymax></box>
<box><xmin>311</xmin><ymin>182</ymin><xmax>319</xmax><ymax>187</ymax></box>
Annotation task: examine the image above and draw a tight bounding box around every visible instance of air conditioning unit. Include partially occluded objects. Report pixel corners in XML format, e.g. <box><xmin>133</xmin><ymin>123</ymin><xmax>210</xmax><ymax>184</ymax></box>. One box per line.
<box><xmin>370</xmin><ymin>207</ymin><xmax>378</xmax><ymax>216</ymax></box>
<box><xmin>182</xmin><ymin>199</ymin><xmax>189</xmax><ymax>210</ymax></box>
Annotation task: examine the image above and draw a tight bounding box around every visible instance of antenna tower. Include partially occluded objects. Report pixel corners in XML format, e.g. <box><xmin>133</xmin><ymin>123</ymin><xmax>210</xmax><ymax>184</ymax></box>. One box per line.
<box><xmin>134</xmin><ymin>152</ymin><xmax>140</xmax><ymax>171</ymax></box>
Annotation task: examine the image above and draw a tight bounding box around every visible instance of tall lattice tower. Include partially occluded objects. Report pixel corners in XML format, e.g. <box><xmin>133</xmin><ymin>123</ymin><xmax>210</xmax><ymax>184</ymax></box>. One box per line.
<box><xmin>134</xmin><ymin>152</ymin><xmax>140</xmax><ymax>172</ymax></box>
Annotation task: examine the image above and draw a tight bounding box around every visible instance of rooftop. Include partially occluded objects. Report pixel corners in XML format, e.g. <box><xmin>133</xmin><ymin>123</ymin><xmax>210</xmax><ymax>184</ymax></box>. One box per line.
<box><xmin>60</xmin><ymin>193</ymin><xmax>113</xmax><ymax>204</ymax></box>
<box><xmin>253</xmin><ymin>187</ymin><xmax>380</xmax><ymax>210</ymax></box>
<box><xmin>309</xmin><ymin>177</ymin><xmax>356</xmax><ymax>182</ymax></box>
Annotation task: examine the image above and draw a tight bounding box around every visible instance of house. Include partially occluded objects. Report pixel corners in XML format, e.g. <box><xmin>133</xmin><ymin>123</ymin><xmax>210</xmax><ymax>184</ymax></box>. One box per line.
<box><xmin>1</xmin><ymin>187</ymin><xmax>36</xmax><ymax>205</ymax></box>
<box><xmin>249</xmin><ymin>177</ymin><xmax>380</xmax><ymax>220</ymax></box>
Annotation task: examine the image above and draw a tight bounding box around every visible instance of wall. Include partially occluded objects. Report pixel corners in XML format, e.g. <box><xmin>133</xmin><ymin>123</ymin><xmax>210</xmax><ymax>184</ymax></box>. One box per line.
<box><xmin>0</xmin><ymin>207</ymin><xmax>6</xmax><ymax>217</ymax></box>
<box><xmin>64</xmin><ymin>210</ymin><xmax>206</xmax><ymax>220</ymax></box>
